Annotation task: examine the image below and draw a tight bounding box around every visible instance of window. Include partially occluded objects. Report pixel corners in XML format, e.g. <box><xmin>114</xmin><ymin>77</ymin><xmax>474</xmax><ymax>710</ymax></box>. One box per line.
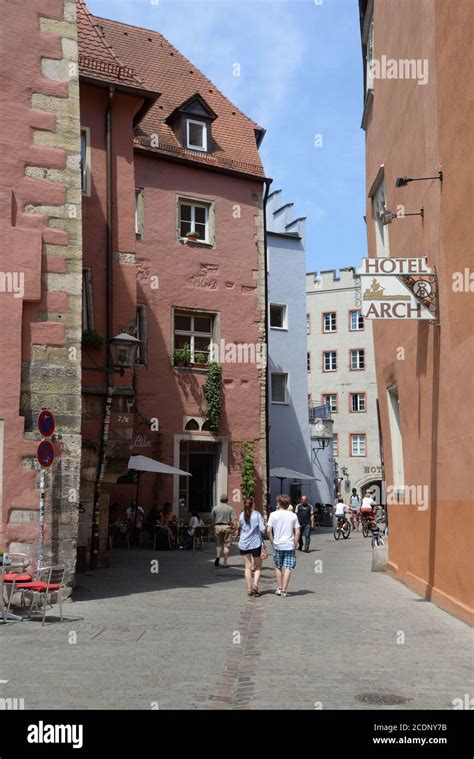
<box><xmin>271</xmin><ymin>373</ymin><xmax>288</xmax><ymax>404</ymax></box>
<box><xmin>186</xmin><ymin>119</ymin><xmax>207</xmax><ymax>151</ymax></box>
<box><xmin>350</xmin><ymin>393</ymin><xmax>366</xmax><ymax>412</ymax></box>
<box><xmin>307</xmin><ymin>352</ymin><xmax>311</xmax><ymax>372</ymax></box>
<box><xmin>332</xmin><ymin>434</ymin><xmax>339</xmax><ymax>457</ymax></box>
<box><xmin>323</xmin><ymin>312</ymin><xmax>337</xmax><ymax>333</ymax></box>
<box><xmin>350</xmin><ymin>309</ymin><xmax>364</xmax><ymax>331</ymax></box>
<box><xmin>173</xmin><ymin>311</ymin><xmax>214</xmax><ymax>365</ymax></box>
<box><xmin>387</xmin><ymin>384</ymin><xmax>404</xmax><ymax>492</ymax></box>
<box><xmin>350</xmin><ymin>349</ymin><xmax>365</xmax><ymax>370</ymax></box>
<box><xmin>80</xmin><ymin>127</ymin><xmax>91</xmax><ymax>196</ymax></box>
<box><xmin>135</xmin><ymin>305</ymin><xmax>147</xmax><ymax>366</ymax></box>
<box><xmin>323</xmin><ymin>351</ymin><xmax>337</xmax><ymax>372</ymax></box>
<box><xmin>306</xmin><ymin>313</ymin><xmax>311</xmax><ymax>335</ymax></box>
<box><xmin>178</xmin><ymin>199</ymin><xmax>211</xmax><ymax>243</ymax></box>
<box><xmin>351</xmin><ymin>433</ymin><xmax>366</xmax><ymax>457</ymax></box>
<box><xmin>366</xmin><ymin>16</ymin><xmax>374</xmax><ymax>93</ymax></box>
<box><xmin>373</xmin><ymin>179</ymin><xmax>390</xmax><ymax>257</ymax></box>
<box><xmin>82</xmin><ymin>267</ymin><xmax>94</xmax><ymax>330</ymax></box>
<box><xmin>322</xmin><ymin>394</ymin><xmax>337</xmax><ymax>413</ymax></box>
<box><xmin>135</xmin><ymin>188</ymin><xmax>144</xmax><ymax>239</ymax></box>
<box><xmin>270</xmin><ymin>304</ymin><xmax>287</xmax><ymax>329</ymax></box>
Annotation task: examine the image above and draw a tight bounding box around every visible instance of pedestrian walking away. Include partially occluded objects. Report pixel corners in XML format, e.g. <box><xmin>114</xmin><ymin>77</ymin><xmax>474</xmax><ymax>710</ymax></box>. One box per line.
<box><xmin>350</xmin><ymin>488</ymin><xmax>361</xmax><ymax>530</ymax></box>
<box><xmin>266</xmin><ymin>494</ymin><xmax>300</xmax><ymax>597</ymax></box>
<box><xmin>238</xmin><ymin>497</ymin><xmax>265</xmax><ymax>596</ymax></box>
<box><xmin>211</xmin><ymin>494</ymin><xmax>236</xmax><ymax>567</ymax></box>
<box><xmin>296</xmin><ymin>495</ymin><xmax>314</xmax><ymax>552</ymax></box>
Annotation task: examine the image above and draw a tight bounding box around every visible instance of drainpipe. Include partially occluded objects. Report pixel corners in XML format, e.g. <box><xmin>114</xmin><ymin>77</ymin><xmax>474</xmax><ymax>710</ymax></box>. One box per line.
<box><xmin>262</xmin><ymin>177</ymin><xmax>272</xmax><ymax>518</ymax></box>
<box><xmin>90</xmin><ymin>86</ymin><xmax>115</xmax><ymax>570</ymax></box>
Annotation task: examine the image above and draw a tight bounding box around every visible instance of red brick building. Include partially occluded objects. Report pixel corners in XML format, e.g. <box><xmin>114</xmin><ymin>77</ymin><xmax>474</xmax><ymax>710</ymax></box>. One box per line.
<box><xmin>77</xmin><ymin>1</ymin><xmax>268</xmax><ymax>564</ymax></box>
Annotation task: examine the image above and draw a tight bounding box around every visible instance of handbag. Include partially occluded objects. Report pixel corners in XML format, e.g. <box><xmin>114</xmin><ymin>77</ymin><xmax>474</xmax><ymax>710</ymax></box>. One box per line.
<box><xmin>260</xmin><ymin>541</ymin><xmax>268</xmax><ymax>560</ymax></box>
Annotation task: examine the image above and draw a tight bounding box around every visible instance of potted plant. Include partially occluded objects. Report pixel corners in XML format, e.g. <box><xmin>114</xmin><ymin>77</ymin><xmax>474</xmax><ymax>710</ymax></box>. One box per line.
<box><xmin>194</xmin><ymin>351</ymin><xmax>209</xmax><ymax>366</ymax></box>
<box><xmin>186</xmin><ymin>230</ymin><xmax>200</xmax><ymax>241</ymax></box>
<box><xmin>172</xmin><ymin>344</ymin><xmax>191</xmax><ymax>367</ymax></box>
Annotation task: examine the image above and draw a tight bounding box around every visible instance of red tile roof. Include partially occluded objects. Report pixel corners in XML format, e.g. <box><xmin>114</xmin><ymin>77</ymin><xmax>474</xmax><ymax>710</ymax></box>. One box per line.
<box><xmin>77</xmin><ymin>0</ymin><xmax>150</xmax><ymax>91</ymax></box>
<box><xmin>77</xmin><ymin>2</ymin><xmax>265</xmax><ymax>178</ymax></box>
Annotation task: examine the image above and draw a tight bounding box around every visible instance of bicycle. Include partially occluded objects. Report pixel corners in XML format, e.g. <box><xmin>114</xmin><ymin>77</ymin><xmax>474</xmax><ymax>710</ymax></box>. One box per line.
<box><xmin>334</xmin><ymin>516</ymin><xmax>351</xmax><ymax>540</ymax></box>
<box><xmin>371</xmin><ymin>524</ymin><xmax>385</xmax><ymax>548</ymax></box>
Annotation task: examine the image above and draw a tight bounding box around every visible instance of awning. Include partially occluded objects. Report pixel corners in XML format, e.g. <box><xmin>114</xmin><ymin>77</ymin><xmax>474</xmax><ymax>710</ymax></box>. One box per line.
<box><xmin>127</xmin><ymin>455</ymin><xmax>191</xmax><ymax>477</ymax></box>
<box><xmin>270</xmin><ymin>467</ymin><xmax>319</xmax><ymax>481</ymax></box>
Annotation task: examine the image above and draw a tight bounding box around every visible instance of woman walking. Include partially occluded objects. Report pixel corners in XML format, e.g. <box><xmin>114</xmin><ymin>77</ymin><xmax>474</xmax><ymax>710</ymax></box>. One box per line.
<box><xmin>238</xmin><ymin>497</ymin><xmax>265</xmax><ymax>597</ymax></box>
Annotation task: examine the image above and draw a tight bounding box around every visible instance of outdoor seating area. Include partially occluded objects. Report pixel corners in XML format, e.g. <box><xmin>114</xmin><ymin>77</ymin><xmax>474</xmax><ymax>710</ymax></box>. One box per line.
<box><xmin>108</xmin><ymin>507</ymin><xmax>214</xmax><ymax>553</ymax></box>
<box><xmin>1</xmin><ymin>552</ymin><xmax>66</xmax><ymax>626</ymax></box>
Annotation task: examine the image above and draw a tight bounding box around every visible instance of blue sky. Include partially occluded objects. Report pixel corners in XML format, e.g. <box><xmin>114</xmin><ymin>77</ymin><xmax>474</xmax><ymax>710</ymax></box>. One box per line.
<box><xmin>87</xmin><ymin>0</ymin><xmax>367</xmax><ymax>273</ymax></box>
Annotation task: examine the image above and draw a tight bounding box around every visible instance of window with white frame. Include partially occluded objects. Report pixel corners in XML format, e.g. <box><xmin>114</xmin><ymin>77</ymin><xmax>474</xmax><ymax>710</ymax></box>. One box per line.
<box><xmin>350</xmin><ymin>393</ymin><xmax>366</xmax><ymax>412</ymax></box>
<box><xmin>135</xmin><ymin>305</ymin><xmax>147</xmax><ymax>366</ymax></box>
<box><xmin>323</xmin><ymin>312</ymin><xmax>337</xmax><ymax>333</ymax></box>
<box><xmin>387</xmin><ymin>384</ymin><xmax>405</xmax><ymax>492</ymax></box>
<box><xmin>307</xmin><ymin>352</ymin><xmax>311</xmax><ymax>372</ymax></box>
<box><xmin>350</xmin><ymin>309</ymin><xmax>364</xmax><ymax>331</ymax></box>
<box><xmin>270</xmin><ymin>304</ymin><xmax>287</xmax><ymax>329</ymax></box>
<box><xmin>82</xmin><ymin>267</ymin><xmax>94</xmax><ymax>330</ymax></box>
<box><xmin>322</xmin><ymin>394</ymin><xmax>337</xmax><ymax>413</ymax></box>
<box><xmin>135</xmin><ymin>188</ymin><xmax>144</xmax><ymax>239</ymax></box>
<box><xmin>351</xmin><ymin>433</ymin><xmax>366</xmax><ymax>456</ymax></box>
<box><xmin>323</xmin><ymin>351</ymin><xmax>337</xmax><ymax>372</ymax></box>
<box><xmin>306</xmin><ymin>313</ymin><xmax>311</xmax><ymax>335</ymax></box>
<box><xmin>373</xmin><ymin>179</ymin><xmax>390</xmax><ymax>257</ymax></box>
<box><xmin>178</xmin><ymin>199</ymin><xmax>210</xmax><ymax>243</ymax></box>
<box><xmin>186</xmin><ymin>119</ymin><xmax>207</xmax><ymax>151</ymax></box>
<box><xmin>173</xmin><ymin>311</ymin><xmax>215</xmax><ymax>365</ymax></box>
<box><xmin>350</xmin><ymin>349</ymin><xmax>365</xmax><ymax>370</ymax></box>
<box><xmin>366</xmin><ymin>16</ymin><xmax>374</xmax><ymax>93</ymax></box>
<box><xmin>271</xmin><ymin>373</ymin><xmax>288</xmax><ymax>404</ymax></box>
<box><xmin>332</xmin><ymin>434</ymin><xmax>339</xmax><ymax>457</ymax></box>
<box><xmin>80</xmin><ymin>127</ymin><xmax>91</xmax><ymax>196</ymax></box>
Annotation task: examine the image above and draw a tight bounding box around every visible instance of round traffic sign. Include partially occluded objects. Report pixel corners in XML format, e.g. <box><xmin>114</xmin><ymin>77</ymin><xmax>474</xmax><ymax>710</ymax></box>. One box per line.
<box><xmin>37</xmin><ymin>409</ymin><xmax>55</xmax><ymax>437</ymax></box>
<box><xmin>36</xmin><ymin>440</ymin><xmax>55</xmax><ymax>469</ymax></box>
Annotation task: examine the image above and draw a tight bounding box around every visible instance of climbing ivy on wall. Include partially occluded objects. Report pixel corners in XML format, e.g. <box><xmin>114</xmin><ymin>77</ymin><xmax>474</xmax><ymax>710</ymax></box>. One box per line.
<box><xmin>241</xmin><ymin>441</ymin><xmax>255</xmax><ymax>502</ymax></box>
<box><xmin>203</xmin><ymin>362</ymin><xmax>222</xmax><ymax>432</ymax></box>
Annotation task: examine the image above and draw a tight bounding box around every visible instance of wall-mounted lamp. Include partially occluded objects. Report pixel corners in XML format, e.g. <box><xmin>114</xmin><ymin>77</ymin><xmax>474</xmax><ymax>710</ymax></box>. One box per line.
<box><xmin>381</xmin><ymin>207</ymin><xmax>424</xmax><ymax>226</ymax></box>
<box><xmin>395</xmin><ymin>170</ymin><xmax>443</xmax><ymax>188</ymax></box>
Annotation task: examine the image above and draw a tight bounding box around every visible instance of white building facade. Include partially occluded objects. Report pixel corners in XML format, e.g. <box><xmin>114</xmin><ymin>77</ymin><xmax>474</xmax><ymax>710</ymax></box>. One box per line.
<box><xmin>267</xmin><ymin>191</ymin><xmax>334</xmax><ymax>508</ymax></box>
<box><xmin>306</xmin><ymin>268</ymin><xmax>382</xmax><ymax>500</ymax></box>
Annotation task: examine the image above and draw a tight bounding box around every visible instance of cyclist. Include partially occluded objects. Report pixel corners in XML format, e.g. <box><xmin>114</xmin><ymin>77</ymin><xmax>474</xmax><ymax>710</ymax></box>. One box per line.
<box><xmin>360</xmin><ymin>489</ymin><xmax>377</xmax><ymax>530</ymax></box>
<box><xmin>334</xmin><ymin>498</ymin><xmax>349</xmax><ymax>529</ymax></box>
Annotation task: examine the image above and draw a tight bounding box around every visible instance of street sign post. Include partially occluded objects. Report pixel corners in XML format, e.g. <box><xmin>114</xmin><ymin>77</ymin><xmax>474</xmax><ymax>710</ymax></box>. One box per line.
<box><xmin>36</xmin><ymin>412</ymin><xmax>56</xmax><ymax>568</ymax></box>
<box><xmin>37</xmin><ymin>409</ymin><xmax>55</xmax><ymax>438</ymax></box>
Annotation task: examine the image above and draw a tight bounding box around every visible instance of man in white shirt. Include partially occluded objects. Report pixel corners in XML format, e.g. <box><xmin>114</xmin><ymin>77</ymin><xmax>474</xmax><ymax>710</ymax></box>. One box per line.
<box><xmin>334</xmin><ymin>498</ymin><xmax>348</xmax><ymax>527</ymax></box>
<box><xmin>267</xmin><ymin>494</ymin><xmax>300</xmax><ymax>597</ymax></box>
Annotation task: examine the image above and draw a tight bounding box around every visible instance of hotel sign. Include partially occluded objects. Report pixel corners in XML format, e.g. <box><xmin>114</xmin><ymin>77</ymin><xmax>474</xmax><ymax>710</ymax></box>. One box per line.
<box><xmin>356</xmin><ymin>258</ymin><xmax>438</xmax><ymax>320</ymax></box>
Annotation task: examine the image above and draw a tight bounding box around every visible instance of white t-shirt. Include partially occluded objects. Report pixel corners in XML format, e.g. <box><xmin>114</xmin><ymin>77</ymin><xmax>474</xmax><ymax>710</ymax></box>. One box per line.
<box><xmin>268</xmin><ymin>509</ymin><xmax>298</xmax><ymax>550</ymax></box>
<box><xmin>361</xmin><ymin>497</ymin><xmax>376</xmax><ymax>512</ymax></box>
<box><xmin>335</xmin><ymin>503</ymin><xmax>347</xmax><ymax>517</ymax></box>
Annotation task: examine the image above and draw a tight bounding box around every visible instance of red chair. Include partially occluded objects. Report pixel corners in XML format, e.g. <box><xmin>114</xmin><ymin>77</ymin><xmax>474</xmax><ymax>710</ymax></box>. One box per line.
<box><xmin>11</xmin><ymin>566</ymin><xmax>65</xmax><ymax>626</ymax></box>
<box><xmin>2</xmin><ymin>553</ymin><xmax>35</xmax><ymax>620</ymax></box>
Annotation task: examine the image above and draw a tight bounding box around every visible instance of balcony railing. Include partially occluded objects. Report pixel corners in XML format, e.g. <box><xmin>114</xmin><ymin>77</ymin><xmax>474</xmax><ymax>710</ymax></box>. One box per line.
<box><xmin>308</xmin><ymin>403</ymin><xmax>332</xmax><ymax>423</ymax></box>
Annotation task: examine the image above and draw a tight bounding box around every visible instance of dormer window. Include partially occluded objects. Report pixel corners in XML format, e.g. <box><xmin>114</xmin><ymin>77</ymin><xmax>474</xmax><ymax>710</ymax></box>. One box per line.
<box><xmin>186</xmin><ymin>119</ymin><xmax>207</xmax><ymax>151</ymax></box>
<box><xmin>167</xmin><ymin>93</ymin><xmax>217</xmax><ymax>156</ymax></box>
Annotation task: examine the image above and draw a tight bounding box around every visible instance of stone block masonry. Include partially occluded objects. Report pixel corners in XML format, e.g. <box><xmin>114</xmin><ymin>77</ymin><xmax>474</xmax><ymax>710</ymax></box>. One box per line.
<box><xmin>0</xmin><ymin>0</ymin><xmax>82</xmax><ymax>581</ymax></box>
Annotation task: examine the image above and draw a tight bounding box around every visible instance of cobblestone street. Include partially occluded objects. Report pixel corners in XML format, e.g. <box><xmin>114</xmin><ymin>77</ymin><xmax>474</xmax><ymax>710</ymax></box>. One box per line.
<box><xmin>1</xmin><ymin>529</ymin><xmax>472</xmax><ymax>710</ymax></box>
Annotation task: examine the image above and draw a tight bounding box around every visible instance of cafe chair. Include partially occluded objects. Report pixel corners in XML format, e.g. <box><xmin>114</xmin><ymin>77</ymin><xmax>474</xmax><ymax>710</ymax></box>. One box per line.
<box><xmin>11</xmin><ymin>565</ymin><xmax>66</xmax><ymax>626</ymax></box>
<box><xmin>192</xmin><ymin>527</ymin><xmax>205</xmax><ymax>552</ymax></box>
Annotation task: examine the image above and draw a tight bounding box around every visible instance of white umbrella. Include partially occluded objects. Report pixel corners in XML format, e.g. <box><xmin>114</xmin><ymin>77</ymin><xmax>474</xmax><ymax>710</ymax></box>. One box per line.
<box><xmin>127</xmin><ymin>455</ymin><xmax>191</xmax><ymax>477</ymax></box>
<box><xmin>270</xmin><ymin>467</ymin><xmax>319</xmax><ymax>494</ymax></box>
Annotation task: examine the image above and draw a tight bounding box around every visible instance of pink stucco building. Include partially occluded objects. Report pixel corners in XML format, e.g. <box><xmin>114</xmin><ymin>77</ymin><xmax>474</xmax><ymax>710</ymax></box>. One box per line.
<box><xmin>0</xmin><ymin>0</ymin><xmax>83</xmax><ymax>578</ymax></box>
<box><xmin>77</xmin><ymin>1</ymin><xmax>268</xmax><ymax>564</ymax></box>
